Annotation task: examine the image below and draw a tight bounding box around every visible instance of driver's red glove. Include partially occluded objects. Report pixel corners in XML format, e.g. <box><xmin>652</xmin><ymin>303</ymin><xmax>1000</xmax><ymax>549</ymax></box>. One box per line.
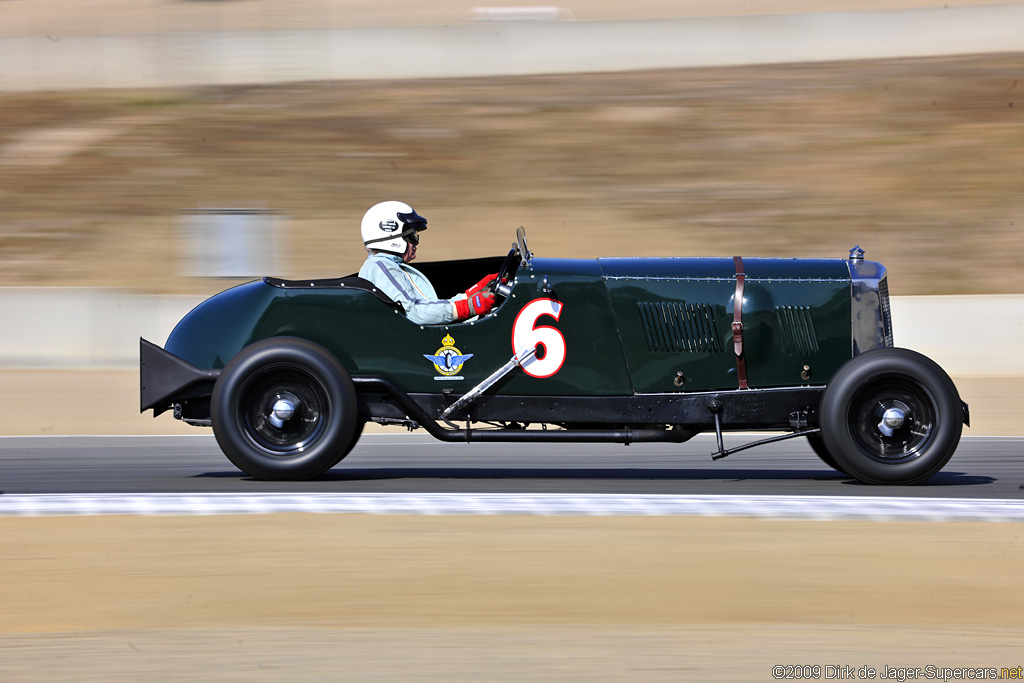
<box><xmin>465</xmin><ymin>273</ymin><xmax>498</xmax><ymax>299</ymax></box>
<box><xmin>454</xmin><ymin>290</ymin><xmax>496</xmax><ymax>320</ymax></box>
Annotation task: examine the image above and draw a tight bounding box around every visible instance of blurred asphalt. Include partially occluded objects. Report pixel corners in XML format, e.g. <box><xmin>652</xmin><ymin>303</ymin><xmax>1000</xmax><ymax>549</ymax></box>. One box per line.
<box><xmin>1</xmin><ymin>433</ymin><xmax>1020</xmax><ymax>498</ymax></box>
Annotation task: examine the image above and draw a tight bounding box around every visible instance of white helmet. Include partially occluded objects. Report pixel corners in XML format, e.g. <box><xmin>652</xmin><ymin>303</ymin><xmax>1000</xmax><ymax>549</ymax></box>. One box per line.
<box><xmin>360</xmin><ymin>201</ymin><xmax>427</xmax><ymax>255</ymax></box>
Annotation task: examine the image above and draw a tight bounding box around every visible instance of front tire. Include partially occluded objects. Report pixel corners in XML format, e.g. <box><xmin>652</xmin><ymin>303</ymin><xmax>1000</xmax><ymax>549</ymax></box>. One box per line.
<box><xmin>211</xmin><ymin>338</ymin><xmax>358</xmax><ymax>480</ymax></box>
<box><xmin>819</xmin><ymin>348</ymin><xmax>963</xmax><ymax>485</ymax></box>
<box><xmin>806</xmin><ymin>433</ymin><xmax>846</xmax><ymax>474</ymax></box>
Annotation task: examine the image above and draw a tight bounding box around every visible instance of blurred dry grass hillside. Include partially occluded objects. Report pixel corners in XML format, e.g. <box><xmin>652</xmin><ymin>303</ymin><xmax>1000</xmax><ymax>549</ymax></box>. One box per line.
<box><xmin>0</xmin><ymin>53</ymin><xmax>1021</xmax><ymax>295</ymax></box>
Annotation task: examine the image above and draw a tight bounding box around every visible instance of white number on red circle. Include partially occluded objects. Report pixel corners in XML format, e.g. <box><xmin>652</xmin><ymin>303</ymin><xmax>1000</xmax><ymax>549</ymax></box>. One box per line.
<box><xmin>512</xmin><ymin>298</ymin><xmax>566</xmax><ymax>379</ymax></box>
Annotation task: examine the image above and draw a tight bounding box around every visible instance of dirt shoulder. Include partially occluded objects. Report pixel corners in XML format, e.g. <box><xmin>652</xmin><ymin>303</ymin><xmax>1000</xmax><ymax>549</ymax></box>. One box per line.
<box><xmin>0</xmin><ymin>514</ymin><xmax>1020</xmax><ymax>679</ymax></box>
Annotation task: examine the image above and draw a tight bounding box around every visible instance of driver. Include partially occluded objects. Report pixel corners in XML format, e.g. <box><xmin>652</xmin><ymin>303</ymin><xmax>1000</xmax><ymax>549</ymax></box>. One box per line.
<box><xmin>358</xmin><ymin>201</ymin><xmax>498</xmax><ymax>325</ymax></box>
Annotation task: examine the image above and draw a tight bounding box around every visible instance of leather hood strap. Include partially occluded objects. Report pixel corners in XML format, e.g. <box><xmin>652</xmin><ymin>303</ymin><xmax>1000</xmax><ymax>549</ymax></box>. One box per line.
<box><xmin>732</xmin><ymin>256</ymin><xmax>749</xmax><ymax>390</ymax></box>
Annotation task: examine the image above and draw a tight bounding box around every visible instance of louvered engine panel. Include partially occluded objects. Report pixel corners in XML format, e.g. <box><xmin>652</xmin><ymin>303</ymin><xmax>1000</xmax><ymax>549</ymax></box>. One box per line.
<box><xmin>637</xmin><ymin>302</ymin><xmax>722</xmax><ymax>353</ymax></box>
<box><xmin>774</xmin><ymin>305</ymin><xmax>819</xmax><ymax>355</ymax></box>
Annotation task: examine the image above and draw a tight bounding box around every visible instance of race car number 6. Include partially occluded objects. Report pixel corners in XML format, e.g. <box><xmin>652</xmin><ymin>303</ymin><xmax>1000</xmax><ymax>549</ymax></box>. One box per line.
<box><xmin>512</xmin><ymin>298</ymin><xmax>565</xmax><ymax>378</ymax></box>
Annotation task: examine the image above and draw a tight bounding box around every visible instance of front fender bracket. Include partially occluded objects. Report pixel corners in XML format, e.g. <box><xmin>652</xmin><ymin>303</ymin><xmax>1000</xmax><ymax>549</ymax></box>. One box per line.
<box><xmin>140</xmin><ymin>338</ymin><xmax>221</xmax><ymax>416</ymax></box>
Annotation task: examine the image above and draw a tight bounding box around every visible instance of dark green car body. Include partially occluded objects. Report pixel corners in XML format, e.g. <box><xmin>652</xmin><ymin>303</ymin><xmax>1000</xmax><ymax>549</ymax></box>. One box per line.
<box><xmin>142</xmin><ymin>242</ymin><xmax>970</xmax><ymax>485</ymax></box>
<box><xmin>150</xmin><ymin>254</ymin><xmax>881</xmax><ymax>404</ymax></box>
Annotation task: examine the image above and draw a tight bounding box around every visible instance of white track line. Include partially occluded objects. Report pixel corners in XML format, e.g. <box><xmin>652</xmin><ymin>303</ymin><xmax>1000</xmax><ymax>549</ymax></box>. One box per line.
<box><xmin>1</xmin><ymin>493</ymin><xmax>1023</xmax><ymax>522</ymax></box>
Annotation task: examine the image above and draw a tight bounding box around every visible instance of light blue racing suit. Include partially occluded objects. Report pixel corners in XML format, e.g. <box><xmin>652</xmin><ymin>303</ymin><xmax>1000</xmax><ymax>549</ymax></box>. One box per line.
<box><xmin>358</xmin><ymin>252</ymin><xmax>464</xmax><ymax>325</ymax></box>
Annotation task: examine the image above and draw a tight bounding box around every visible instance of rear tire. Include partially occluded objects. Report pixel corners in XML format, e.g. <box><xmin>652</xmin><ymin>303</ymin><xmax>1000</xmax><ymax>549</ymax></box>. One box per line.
<box><xmin>819</xmin><ymin>348</ymin><xmax>963</xmax><ymax>485</ymax></box>
<box><xmin>211</xmin><ymin>338</ymin><xmax>359</xmax><ymax>480</ymax></box>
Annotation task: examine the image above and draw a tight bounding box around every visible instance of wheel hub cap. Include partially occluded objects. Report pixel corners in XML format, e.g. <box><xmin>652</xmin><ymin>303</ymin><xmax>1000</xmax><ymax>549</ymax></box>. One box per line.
<box><xmin>874</xmin><ymin>399</ymin><xmax>911</xmax><ymax>438</ymax></box>
<box><xmin>269</xmin><ymin>397</ymin><xmax>299</xmax><ymax>429</ymax></box>
<box><xmin>878</xmin><ymin>406</ymin><xmax>906</xmax><ymax>436</ymax></box>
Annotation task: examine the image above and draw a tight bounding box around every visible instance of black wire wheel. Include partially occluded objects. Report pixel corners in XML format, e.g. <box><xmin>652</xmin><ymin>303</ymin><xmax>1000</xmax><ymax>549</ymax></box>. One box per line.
<box><xmin>819</xmin><ymin>348</ymin><xmax>964</xmax><ymax>485</ymax></box>
<box><xmin>211</xmin><ymin>338</ymin><xmax>359</xmax><ymax>480</ymax></box>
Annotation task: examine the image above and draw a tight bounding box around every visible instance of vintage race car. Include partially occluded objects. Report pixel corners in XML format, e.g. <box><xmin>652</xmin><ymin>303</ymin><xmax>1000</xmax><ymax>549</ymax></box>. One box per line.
<box><xmin>141</xmin><ymin>228</ymin><xmax>968</xmax><ymax>484</ymax></box>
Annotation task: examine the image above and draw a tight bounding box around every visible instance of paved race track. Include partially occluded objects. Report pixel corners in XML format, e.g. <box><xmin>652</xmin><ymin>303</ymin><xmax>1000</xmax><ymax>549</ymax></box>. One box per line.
<box><xmin>1</xmin><ymin>433</ymin><xmax>1021</xmax><ymax>498</ymax></box>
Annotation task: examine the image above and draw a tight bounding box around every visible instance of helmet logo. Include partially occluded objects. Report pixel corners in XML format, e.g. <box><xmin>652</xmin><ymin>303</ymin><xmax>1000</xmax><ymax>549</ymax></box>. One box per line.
<box><xmin>379</xmin><ymin>219</ymin><xmax>400</xmax><ymax>232</ymax></box>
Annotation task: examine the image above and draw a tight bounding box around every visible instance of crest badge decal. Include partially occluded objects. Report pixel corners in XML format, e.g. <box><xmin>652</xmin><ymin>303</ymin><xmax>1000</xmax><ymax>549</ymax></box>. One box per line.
<box><xmin>423</xmin><ymin>334</ymin><xmax>473</xmax><ymax>380</ymax></box>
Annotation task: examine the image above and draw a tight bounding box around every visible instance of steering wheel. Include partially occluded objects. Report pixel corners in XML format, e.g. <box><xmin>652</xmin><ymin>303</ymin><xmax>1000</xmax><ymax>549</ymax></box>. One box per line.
<box><xmin>493</xmin><ymin>227</ymin><xmax>532</xmax><ymax>299</ymax></box>
<box><xmin>492</xmin><ymin>243</ymin><xmax>520</xmax><ymax>299</ymax></box>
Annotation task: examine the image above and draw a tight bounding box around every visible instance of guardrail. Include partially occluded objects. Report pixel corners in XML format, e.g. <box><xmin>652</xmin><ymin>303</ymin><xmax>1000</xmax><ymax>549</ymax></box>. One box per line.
<box><xmin>0</xmin><ymin>287</ymin><xmax>1019</xmax><ymax>375</ymax></box>
<box><xmin>2</xmin><ymin>3</ymin><xmax>1023</xmax><ymax>91</ymax></box>
<box><xmin>0</xmin><ymin>288</ymin><xmax>199</xmax><ymax>368</ymax></box>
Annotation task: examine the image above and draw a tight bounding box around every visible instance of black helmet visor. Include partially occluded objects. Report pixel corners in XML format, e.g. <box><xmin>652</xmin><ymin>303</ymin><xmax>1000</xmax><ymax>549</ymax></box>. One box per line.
<box><xmin>397</xmin><ymin>209</ymin><xmax>427</xmax><ymax>232</ymax></box>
